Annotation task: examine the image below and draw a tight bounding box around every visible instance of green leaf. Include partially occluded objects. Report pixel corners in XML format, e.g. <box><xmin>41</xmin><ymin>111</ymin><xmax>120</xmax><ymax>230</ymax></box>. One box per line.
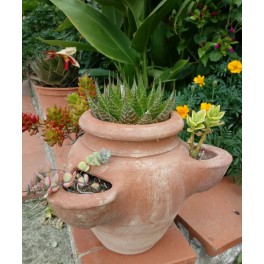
<box><xmin>198</xmin><ymin>48</ymin><xmax>206</xmax><ymax>58</ymax></box>
<box><xmin>156</xmin><ymin>60</ymin><xmax>189</xmax><ymax>83</ymax></box>
<box><xmin>81</xmin><ymin>68</ymin><xmax>117</xmax><ymax>79</ymax></box>
<box><xmin>201</xmin><ymin>54</ymin><xmax>209</xmax><ymax>66</ymax></box>
<box><xmin>131</xmin><ymin>0</ymin><xmax>178</xmax><ymax>53</ymax></box>
<box><xmin>122</xmin><ymin>0</ymin><xmax>147</xmax><ymax>27</ymax></box>
<box><xmin>209</xmin><ymin>50</ymin><xmax>222</xmax><ymax>62</ymax></box>
<box><xmin>234</xmin><ymin>0</ymin><xmax>242</xmax><ymax>6</ymax></box>
<box><xmin>55</xmin><ymin>18</ymin><xmax>73</xmax><ymax>31</ymax></box>
<box><xmin>101</xmin><ymin>5</ymin><xmax>124</xmax><ymax>28</ymax></box>
<box><xmin>37</xmin><ymin>38</ymin><xmax>96</xmax><ymax>52</ymax></box>
<box><xmin>94</xmin><ymin>0</ymin><xmax>127</xmax><ymax>15</ymax></box>
<box><xmin>194</xmin><ymin>34</ymin><xmax>206</xmax><ymax>45</ymax></box>
<box><xmin>50</xmin><ymin>0</ymin><xmax>139</xmax><ymax>65</ymax></box>
<box><xmin>150</xmin><ymin>22</ymin><xmax>171</xmax><ymax>66</ymax></box>
<box><xmin>173</xmin><ymin>0</ymin><xmax>192</xmax><ymax>34</ymax></box>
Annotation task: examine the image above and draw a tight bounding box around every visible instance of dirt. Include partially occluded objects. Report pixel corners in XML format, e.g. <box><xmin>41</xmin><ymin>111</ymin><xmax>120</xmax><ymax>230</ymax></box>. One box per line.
<box><xmin>22</xmin><ymin>199</ymin><xmax>75</xmax><ymax>264</ymax></box>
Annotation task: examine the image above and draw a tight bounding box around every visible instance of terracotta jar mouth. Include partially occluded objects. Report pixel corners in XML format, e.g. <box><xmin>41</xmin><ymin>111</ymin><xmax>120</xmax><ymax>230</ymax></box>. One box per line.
<box><xmin>79</xmin><ymin>110</ymin><xmax>184</xmax><ymax>142</ymax></box>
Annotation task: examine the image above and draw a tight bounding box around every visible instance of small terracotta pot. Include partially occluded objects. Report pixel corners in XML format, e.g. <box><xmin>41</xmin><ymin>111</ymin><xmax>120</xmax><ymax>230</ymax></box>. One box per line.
<box><xmin>33</xmin><ymin>84</ymin><xmax>78</xmax><ymax>115</ymax></box>
<box><xmin>48</xmin><ymin>110</ymin><xmax>232</xmax><ymax>255</ymax></box>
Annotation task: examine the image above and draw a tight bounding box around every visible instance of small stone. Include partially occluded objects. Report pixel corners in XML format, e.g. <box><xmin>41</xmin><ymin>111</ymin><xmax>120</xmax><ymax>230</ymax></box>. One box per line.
<box><xmin>91</xmin><ymin>182</ymin><xmax>100</xmax><ymax>190</ymax></box>
<box><xmin>52</xmin><ymin>241</ymin><xmax>58</xmax><ymax>248</ymax></box>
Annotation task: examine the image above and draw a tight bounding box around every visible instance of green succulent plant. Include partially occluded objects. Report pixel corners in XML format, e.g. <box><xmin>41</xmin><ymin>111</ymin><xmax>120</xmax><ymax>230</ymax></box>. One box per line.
<box><xmin>87</xmin><ymin>79</ymin><xmax>176</xmax><ymax>125</ymax></box>
<box><xmin>186</xmin><ymin>105</ymin><xmax>225</xmax><ymax>159</ymax></box>
<box><xmin>30</xmin><ymin>54</ymin><xmax>79</xmax><ymax>87</ymax></box>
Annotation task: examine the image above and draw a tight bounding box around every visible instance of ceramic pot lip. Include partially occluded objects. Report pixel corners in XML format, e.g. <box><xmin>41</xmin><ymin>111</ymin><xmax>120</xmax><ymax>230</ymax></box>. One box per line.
<box><xmin>34</xmin><ymin>84</ymin><xmax>78</xmax><ymax>91</ymax></box>
<box><xmin>79</xmin><ymin>109</ymin><xmax>184</xmax><ymax>141</ymax></box>
<box><xmin>185</xmin><ymin>142</ymin><xmax>233</xmax><ymax>166</ymax></box>
<box><xmin>47</xmin><ymin>183</ymin><xmax>118</xmax><ymax>210</ymax></box>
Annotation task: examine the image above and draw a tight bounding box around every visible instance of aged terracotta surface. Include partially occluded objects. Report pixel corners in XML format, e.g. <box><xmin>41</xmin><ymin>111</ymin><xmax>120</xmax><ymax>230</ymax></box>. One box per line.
<box><xmin>48</xmin><ymin>110</ymin><xmax>232</xmax><ymax>255</ymax></box>
<box><xmin>33</xmin><ymin>84</ymin><xmax>78</xmax><ymax>115</ymax></box>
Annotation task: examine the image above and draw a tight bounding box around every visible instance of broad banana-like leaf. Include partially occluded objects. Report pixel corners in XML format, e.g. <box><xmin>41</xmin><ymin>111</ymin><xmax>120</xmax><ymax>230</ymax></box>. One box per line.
<box><xmin>122</xmin><ymin>0</ymin><xmax>146</xmax><ymax>27</ymax></box>
<box><xmin>131</xmin><ymin>0</ymin><xmax>178</xmax><ymax>53</ymax></box>
<box><xmin>101</xmin><ymin>6</ymin><xmax>123</xmax><ymax>28</ymax></box>
<box><xmin>95</xmin><ymin>0</ymin><xmax>127</xmax><ymax>15</ymax></box>
<box><xmin>96</xmin><ymin>0</ymin><xmax>146</xmax><ymax>27</ymax></box>
<box><xmin>37</xmin><ymin>38</ymin><xmax>96</xmax><ymax>52</ymax></box>
<box><xmin>51</xmin><ymin>0</ymin><xmax>139</xmax><ymax>65</ymax></box>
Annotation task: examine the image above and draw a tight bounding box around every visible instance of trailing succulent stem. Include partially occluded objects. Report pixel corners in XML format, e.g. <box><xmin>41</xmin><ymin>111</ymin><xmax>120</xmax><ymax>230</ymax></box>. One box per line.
<box><xmin>27</xmin><ymin>149</ymin><xmax>111</xmax><ymax>197</ymax></box>
<box><xmin>87</xmin><ymin>79</ymin><xmax>176</xmax><ymax>124</ymax></box>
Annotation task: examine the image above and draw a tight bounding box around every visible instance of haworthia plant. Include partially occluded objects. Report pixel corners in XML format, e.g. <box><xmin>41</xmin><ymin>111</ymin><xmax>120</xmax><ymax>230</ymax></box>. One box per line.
<box><xmin>87</xmin><ymin>79</ymin><xmax>176</xmax><ymax>124</ymax></box>
<box><xmin>30</xmin><ymin>55</ymin><xmax>79</xmax><ymax>87</ymax></box>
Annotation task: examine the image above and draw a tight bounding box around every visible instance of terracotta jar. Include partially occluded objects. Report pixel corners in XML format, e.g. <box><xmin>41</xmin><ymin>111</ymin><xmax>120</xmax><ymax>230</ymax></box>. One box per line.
<box><xmin>33</xmin><ymin>84</ymin><xmax>78</xmax><ymax>115</ymax></box>
<box><xmin>48</xmin><ymin>110</ymin><xmax>232</xmax><ymax>255</ymax></box>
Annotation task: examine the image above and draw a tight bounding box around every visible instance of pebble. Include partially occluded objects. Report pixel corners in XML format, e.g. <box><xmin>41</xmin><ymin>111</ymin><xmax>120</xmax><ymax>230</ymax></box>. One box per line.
<box><xmin>52</xmin><ymin>241</ymin><xmax>58</xmax><ymax>248</ymax></box>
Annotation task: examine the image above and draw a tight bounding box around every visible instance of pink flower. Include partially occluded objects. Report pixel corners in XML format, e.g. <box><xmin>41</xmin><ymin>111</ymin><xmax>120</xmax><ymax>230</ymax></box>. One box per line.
<box><xmin>229</xmin><ymin>27</ymin><xmax>235</xmax><ymax>33</ymax></box>
<box><xmin>211</xmin><ymin>11</ymin><xmax>218</xmax><ymax>17</ymax></box>
<box><xmin>214</xmin><ymin>44</ymin><xmax>220</xmax><ymax>49</ymax></box>
<box><xmin>229</xmin><ymin>47</ymin><xmax>234</xmax><ymax>53</ymax></box>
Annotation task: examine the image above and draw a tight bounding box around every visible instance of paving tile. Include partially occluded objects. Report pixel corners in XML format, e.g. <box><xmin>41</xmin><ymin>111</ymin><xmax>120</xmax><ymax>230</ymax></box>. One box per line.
<box><xmin>70</xmin><ymin>223</ymin><xmax>196</xmax><ymax>264</ymax></box>
<box><xmin>176</xmin><ymin>177</ymin><xmax>242</xmax><ymax>256</ymax></box>
<box><xmin>22</xmin><ymin>83</ymin><xmax>50</xmax><ymax>199</ymax></box>
<box><xmin>70</xmin><ymin>227</ymin><xmax>104</xmax><ymax>255</ymax></box>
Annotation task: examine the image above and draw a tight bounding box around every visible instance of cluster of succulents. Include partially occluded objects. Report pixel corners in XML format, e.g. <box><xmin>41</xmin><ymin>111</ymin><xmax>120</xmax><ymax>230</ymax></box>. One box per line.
<box><xmin>22</xmin><ymin>112</ymin><xmax>40</xmax><ymax>135</ymax></box>
<box><xmin>186</xmin><ymin>104</ymin><xmax>225</xmax><ymax>159</ymax></box>
<box><xmin>22</xmin><ymin>74</ymin><xmax>97</xmax><ymax>147</ymax></box>
<box><xmin>87</xmin><ymin>79</ymin><xmax>176</xmax><ymax>124</ymax></box>
<box><xmin>30</xmin><ymin>53</ymin><xmax>79</xmax><ymax>87</ymax></box>
<box><xmin>27</xmin><ymin>149</ymin><xmax>111</xmax><ymax>197</ymax></box>
<box><xmin>66</xmin><ymin>74</ymin><xmax>96</xmax><ymax>125</ymax></box>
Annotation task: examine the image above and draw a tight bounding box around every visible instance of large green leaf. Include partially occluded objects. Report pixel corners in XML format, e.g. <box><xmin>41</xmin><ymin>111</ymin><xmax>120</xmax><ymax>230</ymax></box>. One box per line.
<box><xmin>149</xmin><ymin>22</ymin><xmax>171</xmax><ymax>66</ymax></box>
<box><xmin>122</xmin><ymin>0</ymin><xmax>146</xmax><ymax>27</ymax></box>
<box><xmin>51</xmin><ymin>0</ymin><xmax>139</xmax><ymax>65</ymax></box>
<box><xmin>37</xmin><ymin>38</ymin><xmax>96</xmax><ymax>52</ymax></box>
<box><xmin>97</xmin><ymin>0</ymin><xmax>146</xmax><ymax>27</ymax></box>
<box><xmin>101</xmin><ymin>6</ymin><xmax>124</xmax><ymax>28</ymax></box>
<box><xmin>131</xmin><ymin>0</ymin><xmax>178</xmax><ymax>53</ymax></box>
<box><xmin>95</xmin><ymin>0</ymin><xmax>127</xmax><ymax>15</ymax></box>
<box><xmin>155</xmin><ymin>60</ymin><xmax>189</xmax><ymax>83</ymax></box>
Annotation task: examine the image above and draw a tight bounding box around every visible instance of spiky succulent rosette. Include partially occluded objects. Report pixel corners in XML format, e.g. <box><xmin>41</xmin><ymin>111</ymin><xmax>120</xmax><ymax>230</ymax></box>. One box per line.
<box><xmin>87</xmin><ymin>79</ymin><xmax>176</xmax><ymax>124</ymax></box>
<box><xmin>30</xmin><ymin>55</ymin><xmax>79</xmax><ymax>87</ymax></box>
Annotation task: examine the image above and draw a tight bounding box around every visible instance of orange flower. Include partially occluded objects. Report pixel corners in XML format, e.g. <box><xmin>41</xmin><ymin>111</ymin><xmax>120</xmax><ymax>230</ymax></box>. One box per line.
<box><xmin>176</xmin><ymin>105</ymin><xmax>189</xmax><ymax>119</ymax></box>
<box><xmin>193</xmin><ymin>75</ymin><xmax>205</xmax><ymax>87</ymax></box>
<box><xmin>227</xmin><ymin>60</ymin><xmax>242</xmax><ymax>74</ymax></box>
<box><xmin>200</xmin><ymin>102</ymin><xmax>212</xmax><ymax>112</ymax></box>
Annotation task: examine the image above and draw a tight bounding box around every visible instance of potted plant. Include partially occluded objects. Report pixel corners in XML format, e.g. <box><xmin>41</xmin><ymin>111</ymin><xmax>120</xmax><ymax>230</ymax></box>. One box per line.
<box><xmin>27</xmin><ymin>79</ymin><xmax>232</xmax><ymax>255</ymax></box>
<box><xmin>30</xmin><ymin>47</ymin><xmax>80</xmax><ymax>115</ymax></box>
<box><xmin>23</xmin><ymin>74</ymin><xmax>96</xmax><ymax>147</ymax></box>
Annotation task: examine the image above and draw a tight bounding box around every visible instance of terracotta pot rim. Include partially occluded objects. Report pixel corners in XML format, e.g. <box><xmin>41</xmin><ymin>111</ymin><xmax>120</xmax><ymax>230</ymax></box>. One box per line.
<box><xmin>48</xmin><ymin>184</ymin><xmax>118</xmax><ymax>209</ymax></box>
<box><xmin>185</xmin><ymin>142</ymin><xmax>233</xmax><ymax>166</ymax></box>
<box><xmin>79</xmin><ymin>109</ymin><xmax>184</xmax><ymax>141</ymax></box>
<box><xmin>34</xmin><ymin>85</ymin><xmax>78</xmax><ymax>91</ymax></box>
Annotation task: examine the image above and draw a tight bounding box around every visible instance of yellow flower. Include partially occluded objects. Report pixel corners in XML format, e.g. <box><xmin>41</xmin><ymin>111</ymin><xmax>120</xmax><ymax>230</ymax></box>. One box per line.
<box><xmin>176</xmin><ymin>105</ymin><xmax>189</xmax><ymax>119</ymax></box>
<box><xmin>200</xmin><ymin>102</ymin><xmax>212</xmax><ymax>112</ymax></box>
<box><xmin>227</xmin><ymin>60</ymin><xmax>242</xmax><ymax>74</ymax></box>
<box><xmin>193</xmin><ymin>75</ymin><xmax>205</xmax><ymax>87</ymax></box>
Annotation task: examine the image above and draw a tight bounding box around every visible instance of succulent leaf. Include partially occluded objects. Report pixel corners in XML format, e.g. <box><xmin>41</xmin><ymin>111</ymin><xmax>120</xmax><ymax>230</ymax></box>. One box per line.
<box><xmin>88</xmin><ymin>79</ymin><xmax>174</xmax><ymax>124</ymax></box>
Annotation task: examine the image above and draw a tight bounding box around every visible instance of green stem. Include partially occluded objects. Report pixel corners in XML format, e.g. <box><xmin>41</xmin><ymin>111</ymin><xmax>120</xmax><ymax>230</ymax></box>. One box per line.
<box><xmin>188</xmin><ymin>131</ymin><xmax>195</xmax><ymax>157</ymax></box>
<box><xmin>193</xmin><ymin>128</ymin><xmax>210</xmax><ymax>159</ymax></box>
